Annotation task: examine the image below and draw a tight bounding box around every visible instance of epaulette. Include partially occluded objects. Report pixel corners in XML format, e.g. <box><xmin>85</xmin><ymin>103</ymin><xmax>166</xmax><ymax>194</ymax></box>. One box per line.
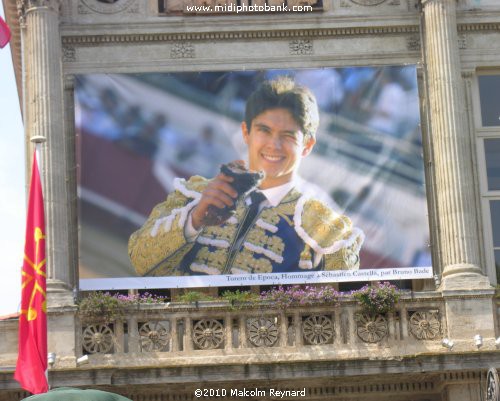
<box><xmin>173</xmin><ymin>175</ymin><xmax>210</xmax><ymax>199</ymax></box>
<box><xmin>294</xmin><ymin>197</ymin><xmax>365</xmax><ymax>266</ymax></box>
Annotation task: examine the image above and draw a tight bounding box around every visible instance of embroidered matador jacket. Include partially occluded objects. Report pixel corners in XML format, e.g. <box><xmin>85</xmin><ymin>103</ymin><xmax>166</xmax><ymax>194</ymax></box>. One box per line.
<box><xmin>128</xmin><ymin>176</ymin><xmax>365</xmax><ymax>276</ymax></box>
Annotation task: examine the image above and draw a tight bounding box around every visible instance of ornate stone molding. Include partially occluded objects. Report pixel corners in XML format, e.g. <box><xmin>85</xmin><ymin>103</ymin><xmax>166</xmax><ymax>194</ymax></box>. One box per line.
<box><xmin>62</xmin><ymin>25</ymin><xmax>420</xmax><ymax>46</ymax></box>
<box><xmin>63</xmin><ymin>74</ymin><xmax>75</xmax><ymax>90</ymax></box>
<box><xmin>62</xmin><ymin>45</ymin><xmax>76</xmax><ymax>62</ymax></box>
<box><xmin>82</xmin><ymin>323</ymin><xmax>114</xmax><ymax>354</ymax></box>
<box><xmin>289</xmin><ymin>39</ymin><xmax>313</xmax><ymax>55</ymax></box>
<box><xmin>459</xmin><ymin>23</ymin><xmax>500</xmax><ymax>32</ymax></box>
<box><xmin>440</xmin><ymin>370</ymin><xmax>483</xmax><ymax>382</ymax></box>
<box><xmin>20</xmin><ymin>0</ymin><xmax>61</xmax><ymax>9</ymax></box>
<box><xmin>78</xmin><ymin>0</ymin><xmax>137</xmax><ymax>14</ymax></box>
<box><xmin>17</xmin><ymin>0</ymin><xmax>62</xmax><ymax>24</ymax></box>
<box><xmin>406</xmin><ymin>34</ymin><xmax>420</xmax><ymax>51</ymax></box>
<box><xmin>349</xmin><ymin>0</ymin><xmax>388</xmax><ymax>5</ymax></box>
<box><xmin>302</xmin><ymin>315</ymin><xmax>334</xmax><ymax>345</ymax></box>
<box><xmin>408</xmin><ymin>310</ymin><xmax>441</xmax><ymax>340</ymax></box>
<box><xmin>458</xmin><ymin>33</ymin><xmax>467</xmax><ymax>50</ymax></box>
<box><xmin>487</xmin><ymin>368</ymin><xmax>500</xmax><ymax>401</ymax></box>
<box><xmin>341</xmin><ymin>0</ymin><xmax>401</xmax><ymax>4</ymax></box>
<box><xmin>170</xmin><ymin>41</ymin><xmax>195</xmax><ymax>58</ymax></box>
<box><xmin>192</xmin><ymin>319</ymin><xmax>224</xmax><ymax>349</ymax></box>
<box><xmin>247</xmin><ymin>317</ymin><xmax>279</xmax><ymax>347</ymax></box>
<box><xmin>139</xmin><ymin>321</ymin><xmax>170</xmax><ymax>352</ymax></box>
<box><xmin>356</xmin><ymin>313</ymin><xmax>388</xmax><ymax>343</ymax></box>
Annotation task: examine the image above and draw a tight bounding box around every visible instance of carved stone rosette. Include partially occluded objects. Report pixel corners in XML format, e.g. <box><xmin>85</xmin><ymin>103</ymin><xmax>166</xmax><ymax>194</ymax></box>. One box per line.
<box><xmin>82</xmin><ymin>324</ymin><xmax>114</xmax><ymax>354</ymax></box>
<box><xmin>408</xmin><ymin>311</ymin><xmax>441</xmax><ymax>340</ymax></box>
<box><xmin>356</xmin><ymin>313</ymin><xmax>388</xmax><ymax>343</ymax></box>
<box><xmin>247</xmin><ymin>317</ymin><xmax>279</xmax><ymax>347</ymax></box>
<box><xmin>289</xmin><ymin>39</ymin><xmax>313</xmax><ymax>55</ymax></box>
<box><xmin>302</xmin><ymin>315</ymin><xmax>334</xmax><ymax>345</ymax></box>
<box><xmin>192</xmin><ymin>319</ymin><xmax>225</xmax><ymax>349</ymax></box>
<box><xmin>139</xmin><ymin>321</ymin><xmax>170</xmax><ymax>352</ymax></box>
<box><xmin>171</xmin><ymin>42</ymin><xmax>195</xmax><ymax>58</ymax></box>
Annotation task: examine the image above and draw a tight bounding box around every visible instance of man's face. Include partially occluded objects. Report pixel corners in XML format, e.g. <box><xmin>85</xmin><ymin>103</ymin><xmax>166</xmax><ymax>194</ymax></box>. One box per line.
<box><xmin>242</xmin><ymin>108</ymin><xmax>315</xmax><ymax>189</ymax></box>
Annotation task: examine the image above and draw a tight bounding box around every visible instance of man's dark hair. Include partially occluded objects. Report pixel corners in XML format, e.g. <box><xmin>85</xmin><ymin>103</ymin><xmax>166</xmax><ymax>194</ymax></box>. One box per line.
<box><xmin>244</xmin><ymin>76</ymin><xmax>319</xmax><ymax>141</ymax></box>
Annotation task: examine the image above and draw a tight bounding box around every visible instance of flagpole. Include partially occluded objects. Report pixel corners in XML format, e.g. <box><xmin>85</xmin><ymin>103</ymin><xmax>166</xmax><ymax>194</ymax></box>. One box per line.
<box><xmin>30</xmin><ymin>136</ymin><xmax>45</xmax><ymax>178</ymax></box>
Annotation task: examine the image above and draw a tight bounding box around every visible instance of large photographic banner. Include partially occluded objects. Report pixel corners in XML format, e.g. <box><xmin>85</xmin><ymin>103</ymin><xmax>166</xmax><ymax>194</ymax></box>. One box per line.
<box><xmin>76</xmin><ymin>67</ymin><xmax>432</xmax><ymax>290</ymax></box>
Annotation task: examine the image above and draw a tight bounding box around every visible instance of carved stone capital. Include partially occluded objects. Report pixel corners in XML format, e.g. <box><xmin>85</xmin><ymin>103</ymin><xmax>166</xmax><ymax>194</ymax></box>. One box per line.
<box><xmin>419</xmin><ymin>0</ymin><xmax>439</xmax><ymax>8</ymax></box>
<box><xmin>20</xmin><ymin>0</ymin><xmax>61</xmax><ymax>11</ymax></box>
<box><xmin>17</xmin><ymin>0</ymin><xmax>62</xmax><ymax>23</ymax></box>
<box><xmin>64</xmin><ymin>74</ymin><xmax>75</xmax><ymax>90</ymax></box>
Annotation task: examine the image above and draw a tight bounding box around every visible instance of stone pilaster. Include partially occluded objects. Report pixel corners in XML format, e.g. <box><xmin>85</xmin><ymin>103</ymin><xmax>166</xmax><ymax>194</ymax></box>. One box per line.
<box><xmin>421</xmin><ymin>0</ymin><xmax>490</xmax><ymax>292</ymax></box>
<box><xmin>63</xmin><ymin>74</ymin><xmax>78</xmax><ymax>293</ymax></box>
<box><xmin>21</xmin><ymin>0</ymin><xmax>73</xmax><ymax>305</ymax></box>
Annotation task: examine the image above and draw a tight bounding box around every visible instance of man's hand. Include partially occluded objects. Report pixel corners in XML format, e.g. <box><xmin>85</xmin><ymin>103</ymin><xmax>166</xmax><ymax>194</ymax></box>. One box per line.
<box><xmin>191</xmin><ymin>173</ymin><xmax>238</xmax><ymax>230</ymax></box>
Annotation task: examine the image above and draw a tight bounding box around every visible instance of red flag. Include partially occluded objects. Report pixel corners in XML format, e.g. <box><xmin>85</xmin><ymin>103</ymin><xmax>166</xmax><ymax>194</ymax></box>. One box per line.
<box><xmin>0</xmin><ymin>16</ymin><xmax>11</xmax><ymax>49</ymax></box>
<box><xmin>14</xmin><ymin>150</ymin><xmax>48</xmax><ymax>394</ymax></box>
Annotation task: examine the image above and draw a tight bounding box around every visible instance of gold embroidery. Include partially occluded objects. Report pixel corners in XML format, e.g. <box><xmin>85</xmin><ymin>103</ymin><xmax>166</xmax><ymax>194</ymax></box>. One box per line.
<box><xmin>129</xmin><ymin>210</ymin><xmax>193</xmax><ymax>276</ymax></box>
<box><xmin>232</xmin><ymin>249</ymin><xmax>273</xmax><ymax>274</ymax></box>
<box><xmin>203</xmin><ymin>224</ymin><xmax>237</xmax><ymax>243</ymax></box>
<box><xmin>324</xmin><ymin>242</ymin><xmax>360</xmax><ymax>270</ymax></box>
<box><xmin>301</xmin><ymin>200</ymin><xmax>353</xmax><ymax>248</ymax></box>
<box><xmin>260</xmin><ymin>202</ymin><xmax>295</xmax><ymax>227</ymax></box>
<box><xmin>190</xmin><ymin>247</ymin><xmax>227</xmax><ymax>273</ymax></box>
<box><xmin>128</xmin><ymin>187</ymin><xmax>198</xmax><ymax>276</ymax></box>
<box><xmin>233</xmin><ymin>201</ymin><xmax>247</xmax><ymax>221</ymax></box>
<box><xmin>245</xmin><ymin>228</ymin><xmax>285</xmax><ymax>258</ymax></box>
<box><xmin>184</xmin><ymin>175</ymin><xmax>210</xmax><ymax>193</ymax></box>
<box><xmin>300</xmin><ymin>244</ymin><xmax>312</xmax><ymax>262</ymax></box>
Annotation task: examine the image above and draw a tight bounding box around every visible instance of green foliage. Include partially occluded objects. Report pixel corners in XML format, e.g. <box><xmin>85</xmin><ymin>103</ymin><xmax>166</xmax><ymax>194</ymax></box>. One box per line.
<box><xmin>78</xmin><ymin>292</ymin><xmax>126</xmax><ymax>323</ymax></box>
<box><xmin>176</xmin><ymin>291</ymin><xmax>214</xmax><ymax>304</ymax></box>
<box><xmin>221</xmin><ymin>290</ymin><xmax>260</xmax><ymax>309</ymax></box>
<box><xmin>351</xmin><ymin>282</ymin><xmax>402</xmax><ymax>315</ymax></box>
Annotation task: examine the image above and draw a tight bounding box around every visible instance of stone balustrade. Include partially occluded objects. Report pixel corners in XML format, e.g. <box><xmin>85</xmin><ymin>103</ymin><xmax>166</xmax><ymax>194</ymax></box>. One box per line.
<box><xmin>74</xmin><ymin>292</ymin><xmax>449</xmax><ymax>366</ymax></box>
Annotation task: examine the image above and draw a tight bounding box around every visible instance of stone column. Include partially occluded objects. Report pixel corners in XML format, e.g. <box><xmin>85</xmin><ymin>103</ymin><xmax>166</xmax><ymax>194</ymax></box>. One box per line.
<box><xmin>20</xmin><ymin>0</ymin><xmax>73</xmax><ymax>305</ymax></box>
<box><xmin>421</xmin><ymin>0</ymin><xmax>490</xmax><ymax>291</ymax></box>
<box><xmin>421</xmin><ymin>0</ymin><xmax>495</xmax><ymax>343</ymax></box>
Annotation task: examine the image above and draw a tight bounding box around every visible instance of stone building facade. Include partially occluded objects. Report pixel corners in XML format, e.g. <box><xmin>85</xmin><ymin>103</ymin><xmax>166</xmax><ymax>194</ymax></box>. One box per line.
<box><xmin>0</xmin><ymin>0</ymin><xmax>499</xmax><ymax>400</ymax></box>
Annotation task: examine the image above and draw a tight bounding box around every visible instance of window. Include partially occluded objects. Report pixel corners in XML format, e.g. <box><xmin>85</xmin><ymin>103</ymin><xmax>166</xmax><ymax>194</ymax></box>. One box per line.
<box><xmin>477</xmin><ymin>74</ymin><xmax>500</xmax><ymax>284</ymax></box>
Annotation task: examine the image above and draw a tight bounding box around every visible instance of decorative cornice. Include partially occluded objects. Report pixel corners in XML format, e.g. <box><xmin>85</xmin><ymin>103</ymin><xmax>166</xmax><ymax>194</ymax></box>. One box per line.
<box><xmin>61</xmin><ymin>25</ymin><xmax>420</xmax><ymax>45</ymax></box>
<box><xmin>440</xmin><ymin>370</ymin><xmax>483</xmax><ymax>383</ymax></box>
<box><xmin>59</xmin><ymin>22</ymin><xmax>500</xmax><ymax>47</ymax></box>
<box><xmin>458</xmin><ymin>23</ymin><xmax>500</xmax><ymax>32</ymax></box>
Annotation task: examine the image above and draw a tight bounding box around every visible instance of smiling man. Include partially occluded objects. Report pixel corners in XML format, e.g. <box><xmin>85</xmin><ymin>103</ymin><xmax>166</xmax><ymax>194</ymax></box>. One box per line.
<box><xmin>129</xmin><ymin>77</ymin><xmax>364</xmax><ymax>276</ymax></box>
